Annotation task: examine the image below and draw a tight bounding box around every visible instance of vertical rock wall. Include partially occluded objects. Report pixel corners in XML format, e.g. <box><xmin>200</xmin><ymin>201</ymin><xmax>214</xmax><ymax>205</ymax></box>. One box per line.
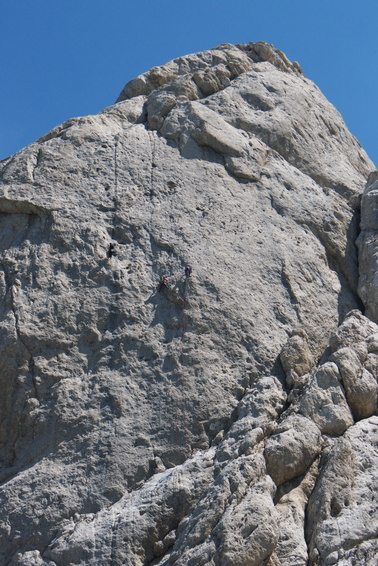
<box><xmin>0</xmin><ymin>42</ymin><xmax>376</xmax><ymax>566</ymax></box>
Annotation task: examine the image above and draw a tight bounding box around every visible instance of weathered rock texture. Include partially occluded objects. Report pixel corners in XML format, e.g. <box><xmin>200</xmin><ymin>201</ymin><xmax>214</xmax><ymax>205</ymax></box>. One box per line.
<box><xmin>0</xmin><ymin>41</ymin><xmax>377</xmax><ymax>565</ymax></box>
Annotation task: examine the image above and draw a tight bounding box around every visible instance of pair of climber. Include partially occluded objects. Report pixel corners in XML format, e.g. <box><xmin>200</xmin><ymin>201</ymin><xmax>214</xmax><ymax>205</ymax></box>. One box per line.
<box><xmin>158</xmin><ymin>265</ymin><xmax>192</xmax><ymax>292</ymax></box>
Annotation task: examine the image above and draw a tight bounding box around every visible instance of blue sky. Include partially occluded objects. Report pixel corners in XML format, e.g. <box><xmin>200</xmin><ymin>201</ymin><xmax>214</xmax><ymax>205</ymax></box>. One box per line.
<box><xmin>1</xmin><ymin>0</ymin><xmax>377</xmax><ymax>166</ymax></box>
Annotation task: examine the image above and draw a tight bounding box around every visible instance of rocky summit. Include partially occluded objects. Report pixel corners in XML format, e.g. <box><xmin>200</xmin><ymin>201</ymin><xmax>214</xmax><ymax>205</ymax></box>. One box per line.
<box><xmin>0</xmin><ymin>41</ymin><xmax>377</xmax><ymax>566</ymax></box>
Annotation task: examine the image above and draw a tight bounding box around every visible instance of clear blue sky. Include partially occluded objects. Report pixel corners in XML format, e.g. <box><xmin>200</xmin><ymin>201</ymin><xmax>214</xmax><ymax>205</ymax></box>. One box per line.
<box><xmin>1</xmin><ymin>0</ymin><xmax>377</xmax><ymax>167</ymax></box>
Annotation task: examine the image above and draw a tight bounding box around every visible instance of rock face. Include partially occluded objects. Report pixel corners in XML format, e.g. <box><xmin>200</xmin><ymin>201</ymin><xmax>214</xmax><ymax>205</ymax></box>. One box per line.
<box><xmin>0</xmin><ymin>42</ymin><xmax>377</xmax><ymax>565</ymax></box>
<box><xmin>358</xmin><ymin>170</ymin><xmax>378</xmax><ymax>322</ymax></box>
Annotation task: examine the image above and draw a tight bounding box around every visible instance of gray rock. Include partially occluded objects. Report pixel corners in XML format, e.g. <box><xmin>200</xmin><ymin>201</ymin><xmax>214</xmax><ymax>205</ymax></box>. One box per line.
<box><xmin>214</xmin><ymin>476</ymin><xmax>279</xmax><ymax>566</ymax></box>
<box><xmin>299</xmin><ymin>362</ymin><xmax>354</xmax><ymax>436</ymax></box>
<box><xmin>329</xmin><ymin>309</ymin><xmax>376</xmax><ymax>354</ymax></box>
<box><xmin>273</xmin><ymin>461</ymin><xmax>319</xmax><ymax>566</ymax></box>
<box><xmin>280</xmin><ymin>328</ymin><xmax>313</xmax><ymax>387</ymax></box>
<box><xmin>265</xmin><ymin>414</ymin><xmax>322</xmax><ymax>485</ymax></box>
<box><xmin>147</xmin><ymin>453</ymin><xmax>279</xmax><ymax>566</ymax></box>
<box><xmin>336</xmin><ymin>540</ymin><xmax>378</xmax><ymax>566</ymax></box>
<box><xmin>0</xmin><ymin>41</ymin><xmax>376</xmax><ymax>565</ymax></box>
<box><xmin>116</xmin><ymin>44</ymin><xmax>253</xmax><ymax>102</ymax></box>
<box><xmin>358</xmin><ymin>171</ymin><xmax>378</xmax><ymax>322</ymax></box>
<box><xmin>331</xmin><ymin>347</ymin><xmax>378</xmax><ymax>420</ymax></box>
<box><xmin>328</xmin><ymin>311</ymin><xmax>378</xmax><ymax>421</ymax></box>
<box><xmin>307</xmin><ymin>417</ymin><xmax>378</xmax><ymax>565</ymax></box>
<box><xmin>44</xmin><ymin>449</ymin><xmax>216</xmax><ymax>566</ymax></box>
<box><xmin>217</xmin><ymin>375</ymin><xmax>286</xmax><ymax>462</ymax></box>
<box><xmin>116</xmin><ymin>41</ymin><xmax>299</xmax><ymax>104</ymax></box>
<box><xmin>9</xmin><ymin>551</ymin><xmax>55</xmax><ymax>566</ymax></box>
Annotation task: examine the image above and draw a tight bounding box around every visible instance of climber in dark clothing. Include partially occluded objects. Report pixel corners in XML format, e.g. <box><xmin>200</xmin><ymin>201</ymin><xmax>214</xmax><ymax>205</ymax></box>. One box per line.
<box><xmin>185</xmin><ymin>265</ymin><xmax>192</xmax><ymax>277</ymax></box>
<box><xmin>158</xmin><ymin>276</ymin><xmax>169</xmax><ymax>292</ymax></box>
<box><xmin>107</xmin><ymin>243</ymin><xmax>116</xmax><ymax>258</ymax></box>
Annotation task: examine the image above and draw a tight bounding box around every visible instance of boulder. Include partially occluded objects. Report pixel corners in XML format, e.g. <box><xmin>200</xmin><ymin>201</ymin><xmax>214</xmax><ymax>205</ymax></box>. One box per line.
<box><xmin>299</xmin><ymin>362</ymin><xmax>354</xmax><ymax>436</ymax></box>
<box><xmin>265</xmin><ymin>414</ymin><xmax>321</xmax><ymax>485</ymax></box>
<box><xmin>307</xmin><ymin>417</ymin><xmax>378</xmax><ymax>566</ymax></box>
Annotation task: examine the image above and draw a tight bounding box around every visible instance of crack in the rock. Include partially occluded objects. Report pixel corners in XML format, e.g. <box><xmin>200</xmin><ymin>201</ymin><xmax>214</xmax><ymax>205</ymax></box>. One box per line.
<box><xmin>0</xmin><ymin>260</ymin><xmax>39</xmax><ymax>402</ymax></box>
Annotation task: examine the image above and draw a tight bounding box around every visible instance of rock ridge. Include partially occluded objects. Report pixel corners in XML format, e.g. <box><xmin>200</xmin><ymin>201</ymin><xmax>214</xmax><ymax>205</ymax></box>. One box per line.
<box><xmin>116</xmin><ymin>42</ymin><xmax>303</xmax><ymax>103</ymax></box>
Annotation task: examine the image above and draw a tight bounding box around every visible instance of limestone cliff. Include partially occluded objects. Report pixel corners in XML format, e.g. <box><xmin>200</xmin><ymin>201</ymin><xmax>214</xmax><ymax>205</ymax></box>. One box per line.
<box><xmin>0</xmin><ymin>42</ymin><xmax>377</xmax><ymax>566</ymax></box>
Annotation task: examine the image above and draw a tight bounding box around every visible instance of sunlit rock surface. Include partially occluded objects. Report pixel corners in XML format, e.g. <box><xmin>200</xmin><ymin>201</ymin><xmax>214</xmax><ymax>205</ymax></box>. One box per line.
<box><xmin>0</xmin><ymin>42</ymin><xmax>376</xmax><ymax>566</ymax></box>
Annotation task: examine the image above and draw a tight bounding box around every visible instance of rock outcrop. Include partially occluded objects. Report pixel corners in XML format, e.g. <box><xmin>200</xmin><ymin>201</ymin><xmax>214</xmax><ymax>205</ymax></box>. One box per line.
<box><xmin>0</xmin><ymin>42</ymin><xmax>377</xmax><ymax>565</ymax></box>
<box><xmin>358</xmin><ymin>170</ymin><xmax>378</xmax><ymax>322</ymax></box>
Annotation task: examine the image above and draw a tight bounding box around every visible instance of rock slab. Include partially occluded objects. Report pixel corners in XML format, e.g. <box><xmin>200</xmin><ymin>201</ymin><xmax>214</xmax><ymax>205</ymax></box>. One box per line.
<box><xmin>0</xmin><ymin>42</ymin><xmax>376</xmax><ymax>565</ymax></box>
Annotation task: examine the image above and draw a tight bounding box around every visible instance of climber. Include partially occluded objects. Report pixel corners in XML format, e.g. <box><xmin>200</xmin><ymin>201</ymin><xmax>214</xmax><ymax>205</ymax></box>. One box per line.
<box><xmin>185</xmin><ymin>265</ymin><xmax>192</xmax><ymax>277</ymax></box>
<box><xmin>158</xmin><ymin>276</ymin><xmax>169</xmax><ymax>292</ymax></box>
<box><xmin>107</xmin><ymin>243</ymin><xmax>116</xmax><ymax>258</ymax></box>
